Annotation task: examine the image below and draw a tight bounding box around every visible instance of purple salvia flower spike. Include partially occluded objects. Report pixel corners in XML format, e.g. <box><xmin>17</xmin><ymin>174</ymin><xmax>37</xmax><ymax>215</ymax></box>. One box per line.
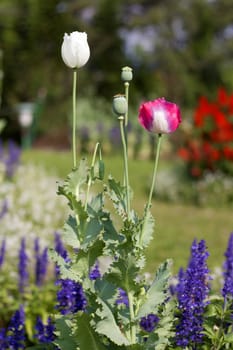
<box><xmin>5</xmin><ymin>140</ymin><xmax>21</xmax><ymax>178</ymax></box>
<box><xmin>0</xmin><ymin>238</ymin><xmax>6</xmax><ymax>268</ymax></box>
<box><xmin>56</xmin><ymin>278</ymin><xmax>87</xmax><ymax>315</ymax></box>
<box><xmin>39</xmin><ymin>247</ymin><xmax>48</xmax><ymax>285</ymax></box>
<box><xmin>34</xmin><ymin>238</ymin><xmax>48</xmax><ymax>286</ymax></box>
<box><xmin>0</xmin><ymin>327</ymin><xmax>8</xmax><ymax>350</ymax></box>
<box><xmin>0</xmin><ymin>199</ymin><xmax>8</xmax><ymax>220</ymax></box>
<box><xmin>222</xmin><ymin>232</ymin><xmax>233</xmax><ymax>299</ymax></box>
<box><xmin>89</xmin><ymin>261</ymin><xmax>101</xmax><ymax>280</ymax></box>
<box><xmin>140</xmin><ymin>314</ymin><xmax>159</xmax><ymax>333</ymax></box>
<box><xmin>35</xmin><ymin>316</ymin><xmax>56</xmax><ymax>344</ymax></box>
<box><xmin>7</xmin><ymin>305</ymin><xmax>25</xmax><ymax>350</ymax></box>
<box><xmin>116</xmin><ymin>288</ymin><xmax>129</xmax><ymax>307</ymax></box>
<box><xmin>18</xmin><ymin>238</ymin><xmax>29</xmax><ymax>293</ymax></box>
<box><xmin>54</xmin><ymin>231</ymin><xmax>70</xmax><ymax>278</ymax></box>
<box><xmin>175</xmin><ymin>239</ymin><xmax>210</xmax><ymax>348</ymax></box>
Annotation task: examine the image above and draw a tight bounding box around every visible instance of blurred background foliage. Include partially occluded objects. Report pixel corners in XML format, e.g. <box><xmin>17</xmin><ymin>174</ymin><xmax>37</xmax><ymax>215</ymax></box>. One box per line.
<box><xmin>0</xmin><ymin>0</ymin><xmax>233</xmax><ymax>144</ymax></box>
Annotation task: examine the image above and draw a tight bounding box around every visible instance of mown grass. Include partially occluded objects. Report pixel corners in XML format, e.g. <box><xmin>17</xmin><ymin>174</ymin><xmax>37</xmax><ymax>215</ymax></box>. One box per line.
<box><xmin>22</xmin><ymin>149</ymin><xmax>233</xmax><ymax>274</ymax></box>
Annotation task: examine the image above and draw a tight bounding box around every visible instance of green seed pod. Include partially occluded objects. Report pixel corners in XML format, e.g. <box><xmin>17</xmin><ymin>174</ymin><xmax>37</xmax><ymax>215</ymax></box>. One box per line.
<box><xmin>121</xmin><ymin>66</ymin><xmax>133</xmax><ymax>82</ymax></box>
<box><xmin>112</xmin><ymin>94</ymin><xmax>128</xmax><ymax>116</ymax></box>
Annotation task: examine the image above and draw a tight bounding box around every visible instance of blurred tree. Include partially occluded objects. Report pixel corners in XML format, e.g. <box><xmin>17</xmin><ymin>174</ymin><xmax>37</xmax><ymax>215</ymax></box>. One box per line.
<box><xmin>88</xmin><ymin>0</ymin><xmax>126</xmax><ymax>97</ymax></box>
<box><xmin>118</xmin><ymin>0</ymin><xmax>233</xmax><ymax>105</ymax></box>
<box><xmin>0</xmin><ymin>0</ymin><xmax>233</xmax><ymax>140</ymax></box>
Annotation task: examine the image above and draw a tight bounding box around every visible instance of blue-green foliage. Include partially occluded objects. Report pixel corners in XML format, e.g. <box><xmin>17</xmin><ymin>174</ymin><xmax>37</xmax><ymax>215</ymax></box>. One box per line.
<box><xmin>49</xmin><ymin>156</ymin><xmax>172</xmax><ymax>349</ymax></box>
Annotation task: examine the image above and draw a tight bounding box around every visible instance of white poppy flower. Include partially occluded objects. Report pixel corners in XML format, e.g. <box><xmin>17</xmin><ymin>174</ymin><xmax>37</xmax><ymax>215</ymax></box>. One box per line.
<box><xmin>61</xmin><ymin>31</ymin><xmax>90</xmax><ymax>68</ymax></box>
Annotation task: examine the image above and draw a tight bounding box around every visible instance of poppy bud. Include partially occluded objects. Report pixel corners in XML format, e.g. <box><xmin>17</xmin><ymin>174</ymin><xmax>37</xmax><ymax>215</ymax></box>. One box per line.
<box><xmin>112</xmin><ymin>94</ymin><xmax>128</xmax><ymax>116</ymax></box>
<box><xmin>121</xmin><ymin>66</ymin><xmax>133</xmax><ymax>82</ymax></box>
<box><xmin>61</xmin><ymin>31</ymin><xmax>90</xmax><ymax>69</ymax></box>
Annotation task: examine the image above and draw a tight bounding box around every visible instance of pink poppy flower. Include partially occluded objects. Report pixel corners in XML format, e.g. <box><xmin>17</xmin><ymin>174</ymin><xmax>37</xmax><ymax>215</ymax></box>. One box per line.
<box><xmin>138</xmin><ymin>97</ymin><xmax>181</xmax><ymax>134</ymax></box>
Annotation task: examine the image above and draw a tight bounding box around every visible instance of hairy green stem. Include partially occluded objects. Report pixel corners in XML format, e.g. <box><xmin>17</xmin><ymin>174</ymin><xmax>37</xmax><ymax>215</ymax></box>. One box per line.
<box><xmin>72</xmin><ymin>68</ymin><xmax>77</xmax><ymax>168</ymax></box>
<box><xmin>85</xmin><ymin>142</ymin><xmax>101</xmax><ymax>210</ymax></box>
<box><xmin>124</xmin><ymin>82</ymin><xmax>129</xmax><ymax>128</ymax></box>
<box><xmin>146</xmin><ymin>133</ymin><xmax>163</xmax><ymax>213</ymax></box>
<box><xmin>128</xmin><ymin>291</ymin><xmax>136</xmax><ymax>344</ymax></box>
<box><xmin>140</xmin><ymin>134</ymin><xmax>162</xmax><ymax>245</ymax></box>
<box><xmin>119</xmin><ymin>116</ymin><xmax>130</xmax><ymax>216</ymax></box>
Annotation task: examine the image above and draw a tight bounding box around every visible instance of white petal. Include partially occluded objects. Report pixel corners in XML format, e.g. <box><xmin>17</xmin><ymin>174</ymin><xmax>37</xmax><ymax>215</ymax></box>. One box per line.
<box><xmin>152</xmin><ymin>109</ymin><xmax>170</xmax><ymax>133</ymax></box>
<box><xmin>61</xmin><ymin>31</ymin><xmax>90</xmax><ymax>68</ymax></box>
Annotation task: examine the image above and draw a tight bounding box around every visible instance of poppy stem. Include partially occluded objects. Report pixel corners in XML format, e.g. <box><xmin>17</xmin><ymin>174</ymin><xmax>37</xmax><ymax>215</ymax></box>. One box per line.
<box><xmin>119</xmin><ymin>116</ymin><xmax>130</xmax><ymax>216</ymax></box>
<box><xmin>72</xmin><ymin>68</ymin><xmax>77</xmax><ymax>168</ymax></box>
<box><xmin>147</xmin><ymin>133</ymin><xmax>163</xmax><ymax>211</ymax></box>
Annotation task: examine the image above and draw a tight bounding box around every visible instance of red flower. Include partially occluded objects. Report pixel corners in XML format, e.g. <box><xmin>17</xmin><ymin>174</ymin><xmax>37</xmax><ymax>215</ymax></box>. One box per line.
<box><xmin>217</xmin><ymin>87</ymin><xmax>229</xmax><ymax>106</ymax></box>
<box><xmin>179</xmin><ymin>87</ymin><xmax>233</xmax><ymax>178</ymax></box>
<box><xmin>223</xmin><ymin>147</ymin><xmax>233</xmax><ymax>160</ymax></box>
<box><xmin>190</xmin><ymin>166</ymin><xmax>202</xmax><ymax>178</ymax></box>
<box><xmin>178</xmin><ymin>148</ymin><xmax>190</xmax><ymax>161</ymax></box>
<box><xmin>210</xmin><ymin>127</ymin><xmax>233</xmax><ymax>143</ymax></box>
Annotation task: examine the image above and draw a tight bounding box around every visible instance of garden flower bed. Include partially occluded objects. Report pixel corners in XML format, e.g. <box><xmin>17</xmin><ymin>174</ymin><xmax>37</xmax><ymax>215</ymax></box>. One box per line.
<box><xmin>0</xmin><ymin>30</ymin><xmax>232</xmax><ymax>350</ymax></box>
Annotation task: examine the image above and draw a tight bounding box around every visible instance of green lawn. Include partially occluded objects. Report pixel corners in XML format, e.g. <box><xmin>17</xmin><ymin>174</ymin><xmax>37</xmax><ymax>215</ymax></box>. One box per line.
<box><xmin>22</xmin><ymin>149</ymin><xmax>233</xmax><ymax>274</ymax></box>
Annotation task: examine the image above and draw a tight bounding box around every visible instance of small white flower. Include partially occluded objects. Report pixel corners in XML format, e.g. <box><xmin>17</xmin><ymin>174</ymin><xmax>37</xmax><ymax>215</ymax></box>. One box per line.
<box><xmin>61</xmin><ymin>31</ymin><xmax>90</xmax><ymax>68</ymax></box>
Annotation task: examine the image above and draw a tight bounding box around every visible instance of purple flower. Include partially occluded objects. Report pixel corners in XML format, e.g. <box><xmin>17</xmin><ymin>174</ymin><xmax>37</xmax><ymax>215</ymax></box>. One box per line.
<box><xmin>7</xmin><ymin>305</ymin><xmax>25</xmax><ymax>350</ymax></box>
<box><xmin>18</xmin><ymin>238</ymin><xmax>29</xmax><ymax>293</ymax></box>
<box><xmin>0</xmin><ymin>238</ymin><xmax>6</xmax><ymax>269</ymax></box>
<box><xmin>54</xmin><ymin>232</ymin><xmax>70</xmax><ymax>277</ymax></box>
<box><xmin>4</xmin><ymin>140</ymin><xmax>21</xmax><ymax>178</ymax></box>
<box><xmin>222</xmin><ymin>233</ymin><xmax>233</xmax><ymax>298</ymax></box>
<box><xmin>34</xmin><ymin>238</ymin><xmax>48</xmax><ymax>286</ymax></box>
<box><xmin>140</xmin><ymin>314</ymin><xmax>159</xmax><ymax>333</ymax></box>
<box><xmin>35</xmin><ymin>316</ymin><xmax>55</xmax><ymax>343</ymax></box>
<box><xmin>56</xmin><ymin>279</ymin><xmax>87</xmax><ymax>315</ymax></box>
<box><xmin>0</xmin><ymin>199</ymin><xmax>8</xmax><ymax>220</ymax></box>
<box><xmin>175</xmin><ymin>240</ymin><xmax>210</xmax><ymax>348</ymax></box>
<box><xmin>0</xmin><ymin>328</ymin><xmax>8</xmax><ymax>350</ymax></box>
<box><xmin>54</xmin><ymin>231</ymin><xmax>69</xmax><ymax>261</ymax></box>
<box><xmin>116</xmin><ymin>288</ymin><xmax>129</xmax><ymax>307</ymax></box>
<box><xmin>89</xmin><ymin>262</ymin><xmax>101</xmax><ymax>280</ymax></box>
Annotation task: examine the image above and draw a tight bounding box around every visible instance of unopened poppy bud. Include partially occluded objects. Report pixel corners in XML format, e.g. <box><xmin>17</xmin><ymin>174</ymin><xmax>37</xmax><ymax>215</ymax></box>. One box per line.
<box><xmin>61</xmin><ymin>31</ymin><xmax>90</xmax><ymax>69</ymax></box>
<box><xmin>121</xmin><ymin>66</ymin><xmax>133</xmax><ymax>82</ymax></box>
<box><xmin>112</xmin><ymin>94</ymin><xmax>128</xmax><ymax>116</ymax></box>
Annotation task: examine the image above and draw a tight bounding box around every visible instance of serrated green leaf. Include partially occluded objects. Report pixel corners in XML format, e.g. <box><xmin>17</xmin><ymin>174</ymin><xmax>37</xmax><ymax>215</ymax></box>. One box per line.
<box><xmin>75</xmin><ymin>313</ymin><xmax>107</xmax><ymax>350</ymax></box>
<box><xmin>49</xmin><ymin>250</ymin><xmax>81</xmax><ymax>282</ymax></box>
<box><xmin>107</xmin><ymin>177</ymin><xmax>127</xmax><ymax>218</ymax></box>
<box><xmin>144</xmin><ymin>298</ymin><xmax>175</xmax><ymax>350</ymax></box>
<box><xmin>95</xmin><ymin>279</ymin><xmax>118</xmax><ymax>306</ymax></box>
<box><xmin>137</xmin><ymin>209</ymin><xmax>155</xmax><ymax>248</ymax></box>
<box><xmin>94</xmin><ymin>297</ymin><xmax>130</xmax><ymax>346</ymax></box>
<box><xmin>81</xmin><ymin>217</ymin><xmax>103</xmax><ymax>251</ymax></box>
<box><xmin>102</xmin><ymin>213</ymin><xmax>125</xmax><ymax>253</ymax></box>
<box><xmin>106</xmin><ymin>254</ymin><xmax>139</xmax><ymax>291</ymax></box>
<box><xmin>54</xmin><ymin>316</ymin><xmax>78</xmax><ymax>350</ymax></box>
<box><xmin>136</xmin><ymin>260</ymin><xmax>172</xmax><ymax>319</ymax></box>
<box><xmin>72</xmin><ymin>240</ymin><xmax>104</xmax><ymax>282</ymax></box>
<box><xmin>62</xmin><ymin>215</ymin><xmax>80</xmax><ymax>249</ymax></box>
<box><xmin>88</xmin><ymin>193</ymin><xmax>104</xmax><ymax>213</ymax></box>
<box><xmin>65</xmin><ymin>158</ymin><xmax>88</xmax><ymax>195</ymax></box>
